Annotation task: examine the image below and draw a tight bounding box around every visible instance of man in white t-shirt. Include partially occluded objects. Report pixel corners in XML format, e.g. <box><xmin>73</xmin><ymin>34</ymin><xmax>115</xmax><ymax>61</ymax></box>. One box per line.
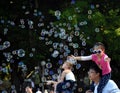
<box><xmin>86</xmin><ymin>64</ymin><xmax>120</xmax><ymax>93</ymax></box>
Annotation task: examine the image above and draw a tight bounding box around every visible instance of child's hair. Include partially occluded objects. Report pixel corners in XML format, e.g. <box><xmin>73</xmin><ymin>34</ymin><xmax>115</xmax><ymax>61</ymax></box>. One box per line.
<box><xmin>94</xmin><ymin>42</ymin><xmax>105</xmax><ymax>51</ymax></box>
<box><xmin>64</xmin><ymin>61</ymin><xmax>73</xmax><ymax>69</ymax></box>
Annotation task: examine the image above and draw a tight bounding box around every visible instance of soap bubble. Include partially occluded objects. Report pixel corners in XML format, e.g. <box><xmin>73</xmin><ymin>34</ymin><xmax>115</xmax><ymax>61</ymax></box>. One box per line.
<box><xmin>66</xmin><ymin>57</ymin><xmax>76</xmax><ymax>64</ymax></box>
<box><xmin>0</xmin><ymin>45</ymin><xmax>4</xmax><ymax>50</ymax></box>
<box><xmin>76</xmin><ymin>64</ymin><xmax>81</xmax><ymax>69</ymax></box>
<box><xmin>59</xmin><ymin>55</ymin><xmax>63</xmax><ymax>58</ymax></box>
<box><xmin>88</xmin><ymin>10</ymin><xmax>92</xmax><ymax>14</ymax></box>
<box><xmin>63</xmin><ymin>52</ymin><xmax>68</xmax><ymax>57</ymax></box>
<box><xmin>12</xmin><ymin>50</ymin><xmax>17</xmax><ymax>55</ymax></box>
<box><xmin>73</xmin><ymin>43</ymin><xmax>79</xmax><ymax>48</ymax></box>
<box><xmin>52</xmin><ymin>50</ymin><xmax>59</xmax><ymax>58</ymax></box>
<box><xmin>29</xmin><ymin>53</ymin><xmax>34</xmax><ymax>57</ymax></box>
<box><xmin>63</xmin><ymin>45</ymin><xmax>68</xmax><ymax>50</ymax></box>
<box><xmin>3</xmin><ymin>41</ymin><xmax>10</xmax><ymax>48</ymax></box>
<box><xmin>52</xmin><ymin>74</ymin><xmax>58</xmax><ymax>80</ymax></box>
<box><xmin>49</xmin><ymin>70</ymin><xmax>54</xmax><ymax>75</ymax></box>
<box><xmin>11</xmin><ymin>85</ymin><xmax>15</xmax><ymax>89</ymax></box>
<box><xmin>4</xmin><ymin>28</ymin><xmax>8</xmax><ymax>33</ymax></box>
<box><xmin>20</xmin><ymin>19</ymin><xmax>25</xmax><ymax>25</ymax></box>
<box><xmin>32</xmin><ymin>48</ymin><xmax>36</xmax><ymax>52</ymax></box>
<box><xmin>74</xmin><ymin>31</ymin><xmax>80</xmax><ymax>36</ymax></box>
<box><xmin>55</xmin><ymin>10</ymin><xmax>61</xmax><ymax>19</ymax></box>
<box><xmin>41</xmin><ymin>61</ymin><xmax>46</xmax><ymax>66</ymax></box>
<box><xmin>28</xmin><ymin>20</ymin><xmax>33</xmax><ymax>25</ymax></box>
<box><xmin>17</xmin><ymin>49</ymin><xmax>25</xmax><ymax>57</ymax></box>
<box><xmin>1</xmin><ymin>19</ymin><xmax>5</xmax><ymax>24</ymax></box>
<box><xmin>90</xmin><ymin>4</ymin><xmax>95</xmax><ymax>9</ymax></box>
<box><xmin>81</xmin><ymin>50</ymin><xmax>85</xmax><ymax>56</ymax></box>
<box><xmin>74</xmin><ymin>52</ymin><xmax>78</xmax><ymax>56</ymax></box>
<box><xmin>58</xmin><ymin>60</ymin><xmax>63</xmax><ymax>65</ymax></box>
<box><xmin>88</xmin><ymin>15</ymin><xmax>92</xmax><ymax>19</ymax></box>
<box><xmin>67</xmin><ymin>36</ymin><xmax>72</xmax><ymax>42</ymax></box>
<box><xmin>46</xmin><ymin>62</ymin><xmax>52</xmax><ymax>68</ymax></box>
<box><xmin>22</xmin><ymin>5</ymin><xmax>26</xmax><ymax>9</ymax></box>
<box><xmin>82</xmin><ymin>41</ymin><xmax>86</xmax><ymax>46</ymax></box>
<box><xmin>95</xmin><ymin>28</ymin><xmax>100</xmax><ymax>32</ymax></box>
<box><xmin>68</xmin><ymin>16</ymin><xmax>73</xmax><ymax>20</ymax></box>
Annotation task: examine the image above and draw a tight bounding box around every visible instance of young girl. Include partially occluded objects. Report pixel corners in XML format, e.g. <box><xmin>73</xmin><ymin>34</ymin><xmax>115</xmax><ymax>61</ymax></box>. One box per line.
<box><xmin>69</xmin><ymin>42</ymin><xmax>111</xmax><ymax>93</ymax></box>
<box><xmin>47</xmin><ymin>61</ymin><xmax>76</xmax><ymax>93</ymax></box>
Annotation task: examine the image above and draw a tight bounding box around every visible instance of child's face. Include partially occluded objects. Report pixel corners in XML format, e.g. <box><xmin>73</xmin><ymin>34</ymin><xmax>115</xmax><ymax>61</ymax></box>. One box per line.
<box><xmin>62</xmin><ymin>62</ymin><xmax>68</xmax><ymax>69</ymax></box>
<box><xmin>93</xmin><ymin>46</ymin><xmax>104</xmax><ymax>56</ymax></box>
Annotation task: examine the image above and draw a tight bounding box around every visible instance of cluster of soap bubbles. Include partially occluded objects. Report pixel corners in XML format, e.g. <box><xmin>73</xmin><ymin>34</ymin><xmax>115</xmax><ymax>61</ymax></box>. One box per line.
<box><xmin>0</xmin><ymin>2</ymin><xmax>100</xmax><ymax>92</ymax></box>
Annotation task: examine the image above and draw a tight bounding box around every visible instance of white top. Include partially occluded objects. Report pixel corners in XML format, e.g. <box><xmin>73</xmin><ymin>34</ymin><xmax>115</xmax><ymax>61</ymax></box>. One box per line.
<box><xmin>94</xmin><ymin>80</ymin><xmax>120</xmax><ymax>93</ymax></box>
<box><xmin>65</xmin><ymin>72</ymin><xmax>76</xmax><ymax>81</ymax></box>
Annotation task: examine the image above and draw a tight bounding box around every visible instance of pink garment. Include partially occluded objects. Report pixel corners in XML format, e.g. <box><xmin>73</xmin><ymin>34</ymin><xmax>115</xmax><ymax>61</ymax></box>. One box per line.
<box><xmin>92</xmin><ymin>54</ymin><xmax>111</xmax><ymax>75</ymax></box>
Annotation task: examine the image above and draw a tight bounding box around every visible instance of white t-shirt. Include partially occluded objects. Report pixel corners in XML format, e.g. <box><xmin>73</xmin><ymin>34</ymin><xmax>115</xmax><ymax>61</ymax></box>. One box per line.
<box><xmin>65</xmin><ymin>72</ymin><xmax>76</xmax><ymax>81</ymax></box>
<box><xmin>94</xmin><ymin>80</ymin><xmax>120</xmax><ymax>93</ymax></box>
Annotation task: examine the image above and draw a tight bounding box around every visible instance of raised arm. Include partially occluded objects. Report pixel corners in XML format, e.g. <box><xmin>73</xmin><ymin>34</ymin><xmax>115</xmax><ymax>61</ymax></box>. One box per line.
<box><xmin>70</xmin><ymin>55</ymin><xmax>92</xmax><ymax>61</ymax></box>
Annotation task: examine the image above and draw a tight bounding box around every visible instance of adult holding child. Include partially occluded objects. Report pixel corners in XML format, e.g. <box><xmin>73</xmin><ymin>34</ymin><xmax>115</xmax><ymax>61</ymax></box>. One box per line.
<box><xmin>86</xmin><ymin>64</ymin><xmax>120</xmax><ymax>93</ymax></box>
<box><xmin>68</xmin><ymin>42</ymin><xmax>111</xmax><ymax>93</ymax></box>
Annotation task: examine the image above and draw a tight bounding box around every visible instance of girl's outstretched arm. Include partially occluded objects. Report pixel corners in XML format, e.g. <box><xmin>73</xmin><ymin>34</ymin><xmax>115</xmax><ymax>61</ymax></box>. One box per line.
<box><xmin>69</xmin><ymin>55</ymin><xmax>92</xmax><ymax>61</ymax></box>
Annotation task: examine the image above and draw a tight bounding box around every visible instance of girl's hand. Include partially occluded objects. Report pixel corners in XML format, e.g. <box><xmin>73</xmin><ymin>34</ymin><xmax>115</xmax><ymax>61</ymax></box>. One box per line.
<box><xmin>67</xmin><ymin>55</ymin><xmax>75</xmax><ymax>59</ymax></box>
<box><xmin>105</xmin><ymin>57</ymin><xmax>111</xmax><ymax>62</ymax></box>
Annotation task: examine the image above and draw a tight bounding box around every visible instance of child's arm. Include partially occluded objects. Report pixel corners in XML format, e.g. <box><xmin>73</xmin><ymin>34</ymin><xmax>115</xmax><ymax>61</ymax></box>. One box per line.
<box><xmin>46</xmin><ymin>80</ymin><xmax>57</xmax><ymax>85</ymax></box>
<box><xmin>70</xmin><ymin>55</ymin><xmax>92</xmax><ymax>61</ymax></box>
<box><xmin>46</xmin><ymin>71</ymin><xmax>66</xmax><ymax>85</ymax></box>
<box><xmin>58</xmin><ymin>70</ymin><xmax>66</xmax><ymax>83</ymax></box>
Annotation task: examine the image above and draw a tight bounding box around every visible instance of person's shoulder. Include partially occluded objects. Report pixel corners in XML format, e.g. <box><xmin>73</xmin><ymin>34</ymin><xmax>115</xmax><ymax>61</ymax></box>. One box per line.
<box><xmin>107</xmin><ymin>80</ymin><xmax>118</xmax><ymax>87</ymax></box>
<box><xmin>108</xmin><ymin>80</ymin><xmax>116</xmax><ymax>83</ymax></box>
<box><xmin>105</xmin><ymin>80</ymin><xmax>120</xmax><ymax>93</ymax></box>
<box><xmin>108</xmin><ymin>80</ymin><xmax>116</xmax><ymax>84</ymax></box>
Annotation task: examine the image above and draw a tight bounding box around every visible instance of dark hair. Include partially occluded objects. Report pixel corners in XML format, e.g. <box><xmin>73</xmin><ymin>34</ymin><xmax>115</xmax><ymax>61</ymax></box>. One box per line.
<box><xmin>89</xmin><ymin>64</ymin><xmax>102</xmax><ymax>77</ymax></box>
<box><xmin>94</xmin><ymin>42</ymin><xmax>105</xmax><ymax>51</ymax></box>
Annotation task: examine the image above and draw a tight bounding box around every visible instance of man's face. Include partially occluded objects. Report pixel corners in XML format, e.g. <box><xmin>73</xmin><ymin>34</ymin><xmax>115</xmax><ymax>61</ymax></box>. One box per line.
<box><xmin>88</xmin><ymin>69</ymin><xmax>99</xmax><ymax>81</ymax></box>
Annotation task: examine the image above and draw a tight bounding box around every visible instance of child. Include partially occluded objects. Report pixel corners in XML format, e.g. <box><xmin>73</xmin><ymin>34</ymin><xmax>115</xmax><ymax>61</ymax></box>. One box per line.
<box><xmin>69</xmin><ymin>42</ymin><xmax>111</xmax><ymax>93</ymax></box>
<box><xmin>47</xmin><ymin>61</ymin><xmax>76</xmax><ymax>93</ymax></box>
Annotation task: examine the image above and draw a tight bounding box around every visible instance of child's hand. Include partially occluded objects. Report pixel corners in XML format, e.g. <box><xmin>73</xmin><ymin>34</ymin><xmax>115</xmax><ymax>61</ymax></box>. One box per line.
<box><xmin>67</xmin><ymin>55</ymin><xmax>75</xmax><ymax>59</ymax></box>
<box><xmin>105</xmin><ymin>57</ymin><xmax>111</xmax><ymax>62</ymax></box>
<box><xmin>46</xmin><ymin>80</ymin><xmax>54</xmax><ymax>85</ymax></box>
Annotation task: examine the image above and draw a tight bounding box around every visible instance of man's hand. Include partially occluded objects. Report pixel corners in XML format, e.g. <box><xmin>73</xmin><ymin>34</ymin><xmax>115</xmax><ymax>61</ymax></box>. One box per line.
<box><xmin>85</xmin><ymin>90</ymin><xmax>93</xmax><ymax>93</ymax></box>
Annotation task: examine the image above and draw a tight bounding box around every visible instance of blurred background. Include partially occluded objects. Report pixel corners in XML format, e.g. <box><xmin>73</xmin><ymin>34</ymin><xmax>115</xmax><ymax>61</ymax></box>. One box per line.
<box><xmin>0</xmin><ymin>0</ymin><xmax>120</xmax><ymax>92</ymax></box>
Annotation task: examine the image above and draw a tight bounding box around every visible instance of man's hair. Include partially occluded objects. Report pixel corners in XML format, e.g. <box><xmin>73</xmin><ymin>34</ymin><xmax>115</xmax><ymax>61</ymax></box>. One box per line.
<box><xmin>94</xmin><ymin>42</ymin><xmax>105</xmax><ymax>51</ymax></box>
<box><xmin>89</xmin><ymin>64</ymin><xmax>102</xmax><ymax>77</ymax></box>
